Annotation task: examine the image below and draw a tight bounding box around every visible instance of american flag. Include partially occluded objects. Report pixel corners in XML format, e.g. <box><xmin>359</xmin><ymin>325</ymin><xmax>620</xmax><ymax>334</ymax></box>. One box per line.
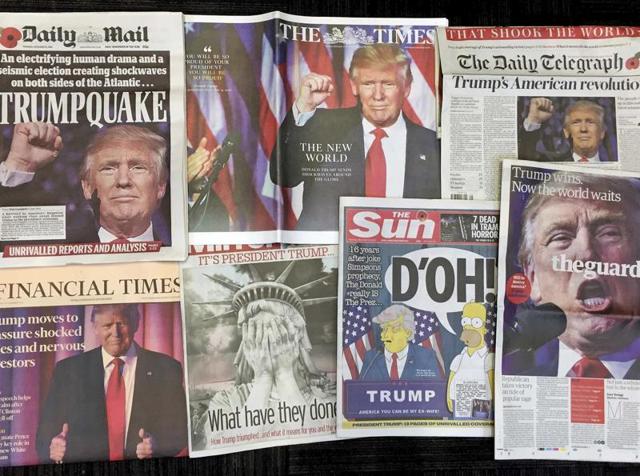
<box><xmin>485</xmin><ymin>302</ymin><xmax>496</xmax><ymax>350</ymax></box>
<box><xmin>342</xmin><ymin>305</ymin><xmax>445</xmax><ymax>380</ymax></box>
<box><xmin>185</xmin><ymin>20</ymin><xmax>438</xmax><ymax>231</ymax></box>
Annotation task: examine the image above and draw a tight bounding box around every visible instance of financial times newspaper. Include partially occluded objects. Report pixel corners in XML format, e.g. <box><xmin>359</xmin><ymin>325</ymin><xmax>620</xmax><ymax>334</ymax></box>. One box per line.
<box><xmin>338</xmin><ymin>197</ymin><xmax>498</xmax><ymax>437</ymax></box>
<box><xmin>184</xmin><ymin>13</ymin><xmax>446</xmax><ymax>245</ymax></box>
<box><xmin>438</xmin><ymin>26</ymin><xmax>640</xmax><ymax>201</ymax></box>
<box><xmin>0</xmin><ymin>13</ymin><xmax>187</xmax><ymax>266</ymax></box>
<box><xmin>182</xmin><ymin>245</ymin><xmax>339</xmax><ymax>456</ymax></box>
<box><xmin>496</xmin><ymin>160</ymin><xmax>640</xmax><ymax>462</ymax></box>
<box><xmin>0</xmin><ymin>262</ymin><xmax>188</xmax><ymax>466</ymax></box>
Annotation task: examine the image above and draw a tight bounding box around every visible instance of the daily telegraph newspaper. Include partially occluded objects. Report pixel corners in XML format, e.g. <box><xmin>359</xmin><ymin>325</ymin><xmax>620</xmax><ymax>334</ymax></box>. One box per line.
<box><xmin>338</xmin><ymin>197</ymin><xmax>498</xmax><ymax>437</ymax></box>
<box><xmin>0</xmin><ymin>13</ymin><xmax>187</xmax><ymax>267</ymax></box>
<box><xmin>184</xmin><ymin>12</ymin><xmax>446</xmax><ymax>245</ymax></box>
<box><xmin>182</xmin><ymin>245</ymin><xmax>339</xmax><ymax>456</ymax></box>
<box><xmin>438</xmin><ymin>26</ymin><xmax>640</xmax><ymax>201</ymax></box>
<box><xmin>496</xmin><ymin>160</ymin><xmax>640</xmax><ymax>462</ymax></box>
<box><xmin>0</xmin><ymin>262</ymin><xmax>188</xmax><ymax>466</ymax></box>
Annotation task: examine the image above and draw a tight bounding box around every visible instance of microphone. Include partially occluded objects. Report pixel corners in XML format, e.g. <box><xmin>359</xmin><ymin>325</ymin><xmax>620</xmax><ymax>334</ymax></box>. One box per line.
<box><xmin>188</xmin><ymin>132</ymin><xmax>239</xmax><ymax>230</ymax></box>
<box><xmin>189</xmin><ymin>131</ymin><xmax>239</xmax><ymax>194</ymax></box>
<box><xmin>209</xmin><ymin>131</ymin><xmax>239</xmax><ymax>182</ymax></box>
<box><xmin>503</xmin><ymin>302</ymin><xmax>567</xmax><ymax>355</ymax></box>
<box><xmin>359</xmin><ymin>347</ymin><xmax>384</xmax><ymax>380</ymax></box>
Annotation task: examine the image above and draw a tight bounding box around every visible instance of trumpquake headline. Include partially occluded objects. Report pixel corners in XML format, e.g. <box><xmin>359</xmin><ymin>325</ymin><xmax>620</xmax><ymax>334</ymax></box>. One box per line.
<box><xmin>0</xmin><ymin>91</ymin><xmax>168</xmax><ymax>129</ymax></box>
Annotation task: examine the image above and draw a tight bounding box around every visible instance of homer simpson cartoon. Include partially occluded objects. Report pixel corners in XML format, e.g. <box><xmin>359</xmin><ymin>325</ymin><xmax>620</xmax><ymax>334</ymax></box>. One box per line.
<box><xmin>447</xmin><ymin>302</ymin><xmax>494</xmax><ymax>417</ymax></box>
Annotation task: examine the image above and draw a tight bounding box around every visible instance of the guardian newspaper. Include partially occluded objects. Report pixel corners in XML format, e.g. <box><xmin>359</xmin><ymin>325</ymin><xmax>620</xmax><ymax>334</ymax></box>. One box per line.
<box><xmin>496</xmin><ymin>160</ymin><xmax>640</xmax><ymax>462</ymax></box>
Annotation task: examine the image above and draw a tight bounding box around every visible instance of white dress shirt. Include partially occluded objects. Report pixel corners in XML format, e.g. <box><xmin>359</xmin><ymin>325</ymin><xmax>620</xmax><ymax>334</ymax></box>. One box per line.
<box><xmin>0</xmin><ymin>161</ymin><xmax>34</xmax><ymax>187</ymax></box>
<box><xmin>98</xmin><ymin>224</ymin><xmax>154</xmax><ymax>243</ymax></box>
<box><xmin>293</xmin><ymin>104</ymin><xmax>408</xmax><ymax>196</ymax></box>
<box><xmin>449</xmin><ymin>345</ymin><xmax>493</xmax><ymax>400</ymax></box>
<box><xmin>557</xmin><ymin>340</ymin><xmax>635</xmax><ymax>379</ymax></box>
<box><xmin>102</xmin><ymin>344</ymin><xmax>138</xmax><ymax>442</ymax></box>
<box><xmin>361</xmin><ymin>115</ymin><xmax>407</xmax><ymax>197</ymax></box>
<box><xmin>570</xmin><ymin>151</ymin><xmax>601</xmax><ymax>163</ymax></box>
<box><xmin>384</xmin><ymin>345</ymin><xmax>409</xmax><ymax>378</ymax></box>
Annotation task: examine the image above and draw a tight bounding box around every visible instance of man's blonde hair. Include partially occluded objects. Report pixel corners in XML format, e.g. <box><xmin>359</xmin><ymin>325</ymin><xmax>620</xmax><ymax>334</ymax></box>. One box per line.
<box><xmin>349</xmin><ymin>44</ymin><xmax>413</xmax><ymax>85</ymax></box>
<box><xmin>372</xmin><ymin>304</ymin><xmax>415</xmax><ymax>339</ymax></box>
<box><xmin>563</xmin><ymin>99</ymin><xmax>605</xmax><ymax>130</ymax></box>
<box><xmin>81</xmin><ymin>125</ymin><xmax>168</xmax><ymax>185</ymax></box>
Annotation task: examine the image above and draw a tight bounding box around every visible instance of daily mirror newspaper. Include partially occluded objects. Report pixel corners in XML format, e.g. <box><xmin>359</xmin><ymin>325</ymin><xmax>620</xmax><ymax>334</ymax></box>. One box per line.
<box><xmin>496</xmin><ymin>160</ymin><xmax>640</xmax><ymax>462</ymax></box>
<box><xmin>338</xmin><ymin>197</ymin><xmax>498</xmax><ymax>437</ymax></box>
<box><xmin>0</xmin><ymin>13</ymin><xmax>187</xmax><ymax>266</ymax></box>
<box><xmin>184</xmin><ymin>13</ymin><xmax>446</xmax><ymax>245</ymax></box>
<box><xmin>182</xmin><ymin>245</ymin><xmax>339</xmax><ymax>456</ymax></box>
<box><xmin>438</xmin><ymin>26</ymin><xmax>640</xmax><ymax>201</ymax></box>
<box><xmin>0</xmin><ymin>262</ymin><xmax>187</xmax><ymax>466</ymax></box>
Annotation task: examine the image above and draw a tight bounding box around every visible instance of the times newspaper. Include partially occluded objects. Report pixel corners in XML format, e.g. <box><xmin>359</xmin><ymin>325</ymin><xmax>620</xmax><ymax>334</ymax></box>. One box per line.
<box><xmin>0</xmin><ymin>13</ymin><xmax>187</xmax><ymax>266</ymax></box>
<box><xmin>184</xmin><ymin>12</ymin><xmax>446</xmax><ymax>245</ymax></box>
<box><xmin>337</xmin><ymin>197</ymin><xmax>497</xmax><ymax>437</ymax></box>
<box><xmin>181</xmin><ymin>245</ymin><xmax>339</xmax><ymax>456</ymax></box>
<box><xmin>438</xmin><ymin>26</ymin><xmax>640</xmax><ymax>201</ymax></box>
<box><xmin>0</xmin><ymin>262</ymin><xmax>188</xmax><ymax>466</ymax></box>
<box><xmin>496</xmin><ymin>160</ymin><xmax>640</xmax><ymax>462</ymax></box>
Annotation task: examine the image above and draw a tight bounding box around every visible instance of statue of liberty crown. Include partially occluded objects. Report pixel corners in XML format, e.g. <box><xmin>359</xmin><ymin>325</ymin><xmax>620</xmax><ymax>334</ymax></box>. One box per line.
<box><xmin>194</xmin><ymin>261</ymin><xmax>336</xmax><ymax>323</ymax></box>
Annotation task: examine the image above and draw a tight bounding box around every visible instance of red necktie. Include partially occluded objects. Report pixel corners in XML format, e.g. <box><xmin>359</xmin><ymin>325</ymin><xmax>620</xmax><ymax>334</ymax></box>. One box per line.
<box><xmin>365</xmin><ymin>128</ymin><xmax>387</xmax><ymax>197</ymax></box>
<box><xmin>110</xmin><ymin>237</ymin><xmax>130</xmax><ymax>244</ymax></box>
<box><xmin>569</xmin><ymin>357</ymin><xmax>612</xmax><ymax>378</ymax></box>
<box><xmin>390</xmin><ymin>352</ymin><xmax>399</xmax><ymax>380</ymax></box>
<box><xmin>106</xmin><ymin>358</ymin><xmax>126</xmax><ymax>461</ymax></box>
<box><xmin>579</xmin><ymin>156</ymin><xmax>589</xmax><ymax>163</ymax></box>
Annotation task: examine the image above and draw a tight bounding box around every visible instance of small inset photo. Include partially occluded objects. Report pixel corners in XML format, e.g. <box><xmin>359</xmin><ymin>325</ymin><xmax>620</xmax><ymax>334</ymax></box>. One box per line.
<box><xmin>517</xmin><ymin>96</ymin><xmax>617</xmax><ymax>164</ymax></box>
<box><xmin>471</xmin><ymin>398</ymin><xmax>492</xmax><ymax>419</ymax></box>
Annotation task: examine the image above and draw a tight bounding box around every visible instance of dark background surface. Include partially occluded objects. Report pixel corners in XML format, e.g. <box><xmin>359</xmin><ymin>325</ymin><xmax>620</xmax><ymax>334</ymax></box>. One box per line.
<box><xmin>0</xmin><ymin>0</ymin><xmax>639</xmax><ymax>474</ymax></box>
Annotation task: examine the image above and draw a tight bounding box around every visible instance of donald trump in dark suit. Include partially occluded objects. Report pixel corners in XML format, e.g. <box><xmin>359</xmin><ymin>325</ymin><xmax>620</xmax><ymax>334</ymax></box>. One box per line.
<box><xmin>36</xmin><ymin>304</ymin><xmax>187</xmax><ymax>463</ymax></box>
<box><xmin>518</xmin><ymin>98</ymin><xmax>614</xmax><ymax>164</ymax></box>
<box><xmin>271</xmin><ymin>44</ymin><xmax>440</xmax><ymax>231</ymax></box>
<box><xmin>360</xmin><ymin>304</ymin><xmax>441</xmax><ymax>381</ymax></box>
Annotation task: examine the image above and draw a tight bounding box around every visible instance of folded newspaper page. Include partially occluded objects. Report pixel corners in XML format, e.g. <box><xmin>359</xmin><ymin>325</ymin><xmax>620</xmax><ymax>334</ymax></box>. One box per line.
<box><xmin>438</xmin><ymin>26</ymin><xmax>640</xmax><ymax>201</ymax></box>
<box><xmin>496</xmin><ymin>160</ymin><xmax>640</xmax><ymax>462</ymax></box>
<box><xmin>0</xmin><ymin>13</ymin><xmax>187</xmax><ymax>266</ymax></box>
<box><xmin>184</xmin><ymin>13</ymin><xmax>446</xmax><ymax>245</ymax></box>
<box><xmin>182</xmin><ymin>245</ymin><xmax>339</xmax><ymax>456</ymax></box>
<box><xmin>338</xmin><ymin>197</ymin><xmax>498</xmax><ymax>437</ymax></box>
<box><xmin>189</xmin><ymin>243</ymin><xmax>281</xmax><ymax>256</ymax></box>
<box><xmin>0</xmin><ymin>261</ymin><xmax>188</xmax><ymax>466</ymax></box>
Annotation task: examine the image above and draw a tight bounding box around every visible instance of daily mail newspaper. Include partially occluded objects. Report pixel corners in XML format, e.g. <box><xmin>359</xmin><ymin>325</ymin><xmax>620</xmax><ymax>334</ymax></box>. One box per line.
<box><xmin>338</xmin><ymin>197</ymin><xmax>498</xmax><ymax>437</ymax></box>
<box><xmin>0</xmin><ymin>262</ymin><xmax>188</xmax><ymax>466</ymax></box>
<box><xmin>0</xmin><ymin>13</ymin><xmax>187</xmax><ymax>267</ymax></box>
<box><xmin>184</xmin><ymin>12</ymin><xmax>446</xmax><ymax>245</ymax></box>
<box><xmin>496</xmin><ymin>160</ymin><xmax>640</xmax><ymax>462</ymax></box>
<box><xmin>182</xmin><ymin>245</ymin><xmax>339</xmax><ymax>456</ymax></box>
<box><xmin>438</xmin><ymin>26</ymin><xmax>640</xmax><ymax>201</ymax></box>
